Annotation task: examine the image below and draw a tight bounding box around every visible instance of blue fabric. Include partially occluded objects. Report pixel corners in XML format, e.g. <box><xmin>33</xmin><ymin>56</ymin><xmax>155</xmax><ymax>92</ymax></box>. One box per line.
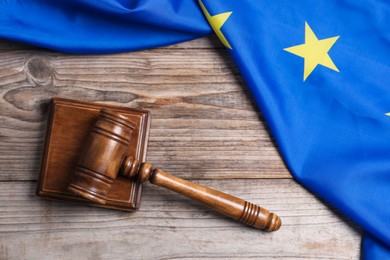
<box><xmin>1</xmin><ymin>1</ymin><xmax>390</xmax><ymax>258</ymax></box>
<box><xmin>200</xmin><ymin>0</ymin><xmax>390</xmax><ymax>258</ymax></box>
<box><xmin>0</xmin><ymin>0</ymin><xmax>211</xmax><ymax>53</ymax></box>
<box><xmin>363</xmin><ymin>234</ymin><xmax>390</xmax><ymax>259</ymax></box>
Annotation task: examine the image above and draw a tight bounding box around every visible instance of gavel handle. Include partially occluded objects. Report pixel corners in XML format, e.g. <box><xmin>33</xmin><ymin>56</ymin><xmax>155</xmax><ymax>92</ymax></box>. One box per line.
<box><xmin>150</xmin><ymin>169</ymin><xmax>281</xmax><ymax>231</ymax></box>
<box><xmin>124</xmin><ymin>159</ymin><xmax>281</xmax><ymax>231</ymax></box>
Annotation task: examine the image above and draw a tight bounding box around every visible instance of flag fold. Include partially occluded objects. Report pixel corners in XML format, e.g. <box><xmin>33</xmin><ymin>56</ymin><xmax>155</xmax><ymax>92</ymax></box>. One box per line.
<box><xmin>1</xmin><ymin>0</ymin><xmax>390</xmax><ymax>258</ymax></box>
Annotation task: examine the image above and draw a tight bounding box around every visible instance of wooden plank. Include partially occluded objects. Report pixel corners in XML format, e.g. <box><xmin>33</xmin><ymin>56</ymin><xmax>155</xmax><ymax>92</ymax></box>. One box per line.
<box><xmin>0</xmin><ymin>33</ymin><xmax>362</xmax><ymax>260</ymax></box>
<box><xmin>0</xmin><ymin>180</ymin><xmax>361</xmax><ymax>260</ymax></box>
<box><xmin>0</xmin><ymin>45</ymin><xmax>290</xmax><ymax>181</ymax></box>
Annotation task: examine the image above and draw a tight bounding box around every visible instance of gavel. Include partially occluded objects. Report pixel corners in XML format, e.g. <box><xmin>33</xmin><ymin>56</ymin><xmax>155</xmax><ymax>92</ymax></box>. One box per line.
<box><xmin>68</xmin><ymin>109</ymin><xmax>281</xmax><ymax>231</ymax></box>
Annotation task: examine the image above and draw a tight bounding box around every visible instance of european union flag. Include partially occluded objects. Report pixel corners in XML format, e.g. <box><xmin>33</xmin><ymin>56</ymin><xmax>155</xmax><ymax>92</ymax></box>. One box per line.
<box><xmin>1</xmin><ymin>0</ymin><xmax>390</xmax><ymax>258</ymax></box>
<box><xmin>0</xmin><ymin>1</ymin><xmax>210</xmax><ymax>53</ymax></box>
<box><xmin>200</xmin><ymin>0</ymin><xmax>390</xmax><ymax>258</ymax></box>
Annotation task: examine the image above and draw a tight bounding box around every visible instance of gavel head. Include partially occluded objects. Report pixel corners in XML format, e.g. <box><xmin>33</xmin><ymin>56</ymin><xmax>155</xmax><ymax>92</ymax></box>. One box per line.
<box><xmin>68</xmin><ymin>109</ymin><xmax>136</xmax><ymax>204</ymax></box>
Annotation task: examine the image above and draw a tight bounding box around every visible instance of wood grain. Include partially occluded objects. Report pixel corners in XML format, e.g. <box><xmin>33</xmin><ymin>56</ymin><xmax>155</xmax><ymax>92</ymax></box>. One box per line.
<box><xmin>0</xmin><ymin>36</ymin><xmax>288</xmax><ymax>181</ymax></box>
<box><xmin>0</xmin><ymin>35</ymin><xmax>361</xmax><ymax>259</ymax></box>
<box><xmin>0</xmin><ymin>180</ymin><xmax>361</xmax><ymax>260</ymax></box>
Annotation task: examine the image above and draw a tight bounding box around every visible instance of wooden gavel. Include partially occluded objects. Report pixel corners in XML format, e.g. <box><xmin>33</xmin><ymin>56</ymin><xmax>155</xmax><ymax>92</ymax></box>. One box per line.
<box><xmin>68</xmin><ymin>109</ymin><xmax>281</xmax><ymax>231</ymax></box>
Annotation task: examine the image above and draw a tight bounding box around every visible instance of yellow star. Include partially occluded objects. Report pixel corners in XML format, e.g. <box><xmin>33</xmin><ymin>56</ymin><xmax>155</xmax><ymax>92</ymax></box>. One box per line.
<box><xmin>284</xmin><ymin>22</ymin><xmax>340</xmax><ymax>81</ymax></box>
<box><xmin>199</xmin><ymin>0</ymin><xmax>233</xmax><ymax>49</ymax></box>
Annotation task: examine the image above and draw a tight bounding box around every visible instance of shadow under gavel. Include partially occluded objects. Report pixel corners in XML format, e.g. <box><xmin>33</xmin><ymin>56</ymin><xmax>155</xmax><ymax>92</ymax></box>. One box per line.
<box><xmin>68</xmin><ymin>109</ymin><xmax>281</xmax><ymax>231</ymax></box>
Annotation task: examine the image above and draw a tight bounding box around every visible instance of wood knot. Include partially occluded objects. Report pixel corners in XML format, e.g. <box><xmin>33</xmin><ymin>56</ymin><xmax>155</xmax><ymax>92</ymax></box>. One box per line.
<box><xmin>26</xmin><ymin>57</ymin><xmax>53</xmax><ymax>84</ymax></box>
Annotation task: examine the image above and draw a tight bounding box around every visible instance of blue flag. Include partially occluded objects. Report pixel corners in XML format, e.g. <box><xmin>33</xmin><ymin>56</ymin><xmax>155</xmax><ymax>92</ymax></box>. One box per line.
<box><xmin>199</xmin><ymin>0</ymin><xmax>390</xmax><ymax>257</ymax></box>
<box><xmin>1</xmin><ymin>0</ymin><xmax>390</xmax><ymax>258</ymax></box>
<box><xmin>0</xmin><ymin>1</ymin><xmax>210</xmax><ymax>53</ymax></box>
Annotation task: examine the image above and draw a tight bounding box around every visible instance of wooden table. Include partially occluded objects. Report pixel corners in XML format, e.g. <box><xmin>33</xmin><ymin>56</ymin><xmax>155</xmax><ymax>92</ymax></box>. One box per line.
<box><xmin>0</xmin><ymin>36</ymin><xmax>361</xmax><ymax>259</ymax></box>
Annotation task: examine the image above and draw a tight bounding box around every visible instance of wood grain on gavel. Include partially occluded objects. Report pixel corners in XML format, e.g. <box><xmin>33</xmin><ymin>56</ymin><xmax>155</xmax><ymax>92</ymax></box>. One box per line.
<box><xmin>68</xmin><ymin>109</ymin><xmax>281</xmax><ymax>231</ymax></box>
